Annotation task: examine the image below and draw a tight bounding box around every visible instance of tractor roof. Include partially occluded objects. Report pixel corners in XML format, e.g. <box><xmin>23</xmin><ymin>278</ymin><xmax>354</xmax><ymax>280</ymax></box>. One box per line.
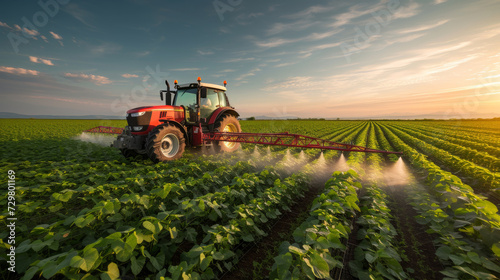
<box><xmin>177</xmin><ymin>82</ymin><xmax>227</xmax><ymax>91</ymax></box>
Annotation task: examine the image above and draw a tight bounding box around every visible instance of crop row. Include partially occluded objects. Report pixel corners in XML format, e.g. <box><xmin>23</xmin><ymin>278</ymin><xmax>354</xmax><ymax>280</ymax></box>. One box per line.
<box><xmin>388</xmin><ymin>123</ymin><xmax>500</xmax><ymax>172</ymax></box>
<box><xmin>382</xmin><ymin>124</ymin><xmax>500</xmax><ymax>192</ymax></box>
<box><xmin>349</xmin><ymin>185</ymin><xmax>407</xmax><ymax>279</ymax></box>
<box><xmin>7</xmin><ymin>161</ymin><xmax>309</xmax><ymax>279</ymax></box>
<box><xmin>269</xmin><ymin>170</ymin><xmax>361</xmax><ymax>279</ymax></box>
<box><xmin>379</xmin><ymin>123</ymin><xmax>500</xmax><ymax>278</ymax></box>
<box><xmin>394</xmin><ymin>122</ymin><xmax>500</xmax><ymax>158</ymax></box>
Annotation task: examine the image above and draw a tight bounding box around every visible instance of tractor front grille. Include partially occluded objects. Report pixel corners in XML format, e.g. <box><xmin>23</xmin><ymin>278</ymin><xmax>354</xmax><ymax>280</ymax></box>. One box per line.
<box><xmin>127</xmin><ymin>111</ymin><xmax>152</xmax><ymax>126</ymax></box>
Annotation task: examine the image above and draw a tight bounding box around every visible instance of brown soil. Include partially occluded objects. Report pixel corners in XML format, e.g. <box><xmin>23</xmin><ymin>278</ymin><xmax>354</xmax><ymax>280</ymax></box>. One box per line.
<box><xmin>220</xmin><ymin>184</ymin><xmax>324</xmax><ymax>280</ymax></box>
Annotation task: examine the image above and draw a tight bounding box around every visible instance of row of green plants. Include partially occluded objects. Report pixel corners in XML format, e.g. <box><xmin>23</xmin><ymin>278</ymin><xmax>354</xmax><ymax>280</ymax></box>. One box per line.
<box><xmin>9</xmin><ymin>167</ymin><xmax>301</xmax><ymax>279</ymax></box>
<box><xmin>269</xmin><ymin>170</ymin><xmax>361</xmax><ymax>279</ymax></box>
<box><xmin>168</xmin><ymin>172</ymin><xmax>309</xmax><ymax>279</ymax></box>
<box><xmin>349</xmin><ymin>185</ymin><xmax>407</xmax><ymax>280</ymax></box>
<box><xmin>379</xmin><ymin>124</ymin><xmax>500</xmax><ymax>279</ymax></box>
<box><xmin>395</xmin><ymin>122</ymin><xmax>500</xmax><ymax>158</ymax></box>
<box><xmin>390</xmin><ymin>123</ymin><xmax>500</xmax><ymax>172</ymax></box>
<box><xmin>1</xmin><ymin>158</ymin><xmax>256</xmax><ymax>231</ymax></box>
<box><xmin>384</xmin><ymin>124</ymin><xmax>500</xmax><ymax>192</ymax></box>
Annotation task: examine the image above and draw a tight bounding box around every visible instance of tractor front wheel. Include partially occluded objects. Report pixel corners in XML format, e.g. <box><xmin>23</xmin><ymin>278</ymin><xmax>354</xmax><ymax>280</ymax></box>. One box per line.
<box><xmin>214</xmin><ymin>115</ymin><xmax>241</xmax><ymax>153</ymax></box>
<box><xmin>146</xmin><ymin>123</ymin><xmax>185</xmax><ymax>162</ymax></box>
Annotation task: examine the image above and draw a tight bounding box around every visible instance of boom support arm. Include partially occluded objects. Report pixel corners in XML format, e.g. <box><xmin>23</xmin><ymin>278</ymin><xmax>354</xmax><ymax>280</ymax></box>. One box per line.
<box><xmin>203</xmin><ymin>132</ymin><xmax>403</xmax><ymax>155</ymax></box>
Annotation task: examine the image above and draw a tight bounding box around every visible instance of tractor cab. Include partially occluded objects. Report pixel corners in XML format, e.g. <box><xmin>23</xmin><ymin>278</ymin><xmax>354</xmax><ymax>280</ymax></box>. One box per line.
<box><xmin>171</xmin><ymin>82</ymin><xmax>229</xmax><ymax>123</ymax></box>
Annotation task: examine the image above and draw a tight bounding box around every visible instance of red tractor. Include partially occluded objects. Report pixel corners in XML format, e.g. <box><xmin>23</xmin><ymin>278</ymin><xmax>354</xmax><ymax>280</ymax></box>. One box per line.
<box><xmin>112</xmin><ymin>78</ymin><xmax>241</xmax><ymax>162</ymax></box>
<box><xmin>83</xmin><ymin>77</ymin><xmax>402</xmax><ymax>162</ymax></box>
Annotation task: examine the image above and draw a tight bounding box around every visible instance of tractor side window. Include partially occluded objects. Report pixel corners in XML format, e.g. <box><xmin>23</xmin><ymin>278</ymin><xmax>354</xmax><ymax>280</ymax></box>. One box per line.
<box><xmin>200</xmin><ymin>90</ymin><xmax>220</xmax><ymax>118</ymax></box>
<box><xmin>218</xmin><ymin>91</ymin><xmax>227</xmax><ymax>107</ymax></box>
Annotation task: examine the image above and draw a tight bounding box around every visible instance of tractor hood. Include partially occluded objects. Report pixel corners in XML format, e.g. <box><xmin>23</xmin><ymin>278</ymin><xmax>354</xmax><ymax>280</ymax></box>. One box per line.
<box><xmin>126</xmin><ymin>105</ymin><xmax>178</xmax><ymax>115</ymax></box>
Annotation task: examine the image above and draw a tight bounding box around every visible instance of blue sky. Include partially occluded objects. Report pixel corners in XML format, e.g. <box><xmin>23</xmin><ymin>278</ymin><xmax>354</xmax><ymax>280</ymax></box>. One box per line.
<box><xmin>0</xmin><ymin>0</ymin><xmax>499</xmax><ymax>118</ymax></box>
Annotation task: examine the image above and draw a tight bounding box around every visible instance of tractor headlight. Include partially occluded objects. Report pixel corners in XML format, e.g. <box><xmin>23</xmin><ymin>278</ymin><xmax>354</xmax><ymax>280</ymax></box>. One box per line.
<box><xmin>131</xmin><ymin>111</ymin><xmax>146</xmax><ymax>117</ymax></box>
<box><xmin>132</xmin><ymin>126</ymin><xmax>143</xmax><ymax>131</ymax></box>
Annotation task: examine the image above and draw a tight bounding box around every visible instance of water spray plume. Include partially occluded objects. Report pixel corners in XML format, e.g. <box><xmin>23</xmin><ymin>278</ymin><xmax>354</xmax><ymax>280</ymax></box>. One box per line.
<box><xmin>334</xmin><ymin>153</ymin><xmax>349</xmax><ymax>172</ymax></box>
<box><xmin>299</xmin><ymin>150</ymin><xmax>307</xmax><ymax>163</ymax></box>
<box><xmin>75</xmin><ymin>132</ymin><xmax>115</xmax><ymax>146</ymax></box>
<box><xmin>317</xmin><ymin>152</ymin><xmax>326</xmax><ymax>165</ymax></box>
<box><xmin>252</xmin><ymin>146</ymin><xmax>260</xmax><ymax>157</ymax></box>
<box><xmin>383</xmin><ymin>157</ymin><xmax>411</xmax><ymax>186</ymax></box>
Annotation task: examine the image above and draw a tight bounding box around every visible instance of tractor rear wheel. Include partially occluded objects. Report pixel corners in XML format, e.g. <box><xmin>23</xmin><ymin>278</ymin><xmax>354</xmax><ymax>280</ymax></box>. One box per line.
<box><xmin>146</xmin><ymin>123</ymin><xmax>185</xmax><ymax>162</ymax></box>
<box><xmin>214</xmin><ymin>115</ymin><xmax>241</xmax><ymax>153</ymax></box>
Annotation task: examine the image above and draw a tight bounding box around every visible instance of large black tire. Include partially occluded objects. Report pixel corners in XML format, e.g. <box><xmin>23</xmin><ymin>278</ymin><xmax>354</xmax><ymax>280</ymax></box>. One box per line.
<box><xmin>146</xmin><ymin>123</ymin><xmax>186</xmax><ymax>162</ymax></box>
<box><xmin>214</xmin><ymin>115</ymin><xmax>241</xmax><ymax>153</ymax></box>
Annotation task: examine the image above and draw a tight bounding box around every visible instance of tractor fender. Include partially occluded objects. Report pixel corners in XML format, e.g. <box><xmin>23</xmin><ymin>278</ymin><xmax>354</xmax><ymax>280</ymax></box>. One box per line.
<box><xmin>208</xmin><ymin>107</ymin><xmax>240</xmax><ymax>131</ymax></box>
<box><xmin>158</xmin><ymin>119</ymin><xmax>189</xmax><ymax>144</ymax></box>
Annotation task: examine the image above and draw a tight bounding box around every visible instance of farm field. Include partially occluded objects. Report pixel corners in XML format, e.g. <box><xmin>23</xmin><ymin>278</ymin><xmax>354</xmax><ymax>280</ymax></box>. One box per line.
<box><xmin>1</xmin><ymin>118</ymin><xmax>500</xmax><ymax>280</ymax></box>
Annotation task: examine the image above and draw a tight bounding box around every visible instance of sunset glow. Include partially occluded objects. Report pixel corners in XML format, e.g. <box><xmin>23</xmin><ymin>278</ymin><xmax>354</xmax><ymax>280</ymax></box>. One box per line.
<box><xmin>0</xmin><ymin>0</ymin><xmax>499</xmax><ymax>118</ymax></box>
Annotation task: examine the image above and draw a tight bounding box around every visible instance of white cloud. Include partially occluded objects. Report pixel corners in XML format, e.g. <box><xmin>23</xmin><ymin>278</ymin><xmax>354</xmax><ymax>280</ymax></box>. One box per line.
<box><xmin>274</xmin><ymin>62</ymin><xmax>296</xmax><ymax>68</ymax></box>
<box><xmin>235</xmin><ymin>68</ymin><xmax>261</xmax><ymax>81</ymax></box>
<box><xmin>50</xmin><ymin>31</ymin><xmax>63</xmax><ymax>40</ymax></box>
<box><xmin>29</xmin><ymin>56</ymin><xmax>54</xmax><ymax>66</ymax></box>
<box><xmin>122</xmin><ymin>73</ymin><xmax>139</xmax><ymax>78</ymax></box>
<box><xmin>267</xmin><ymin>20</ymin><xmax>315</xmax><ymax>36</ymax></box>
<box><xmin>64</xmin><ymin>73</ymin><xmax>112</xmax><ymax>85</ymax></box>
<box><xmin>11</xmin><ymin>24</ymin><xmax>39</xmax><ymax>37</ymax></box>
<box><xmin>198</xmin><ymin>50</ymin><xmax>214</xmax><ymax>55</ymax></box>
<box><xmin>224</xmin><ymin>57</ymin><xmax>255</xmax><ymax>63</ymax></box>
<box><xmin>398</xmin><ymin>20</ymin><xmax>449</xmax><ymax>34</ymax></box>
<box><xmin>284</xmin><ymin>5</ymin><xmax>335</xmax><ymax>19</ymax></box>
<box><xmin>256</xmin><ymin>30</ymin><xmax>339</xmax><ymax>48</ymax></box>
<box><xmin>0</xmin><ymin>66</ymin><xmax>39</xmax><ymax>76</ymax></box>
<box><xmin>91</xmin><ymin>43</ymin><xmax>122</xmax><ymax>54</ymax></box>
<box><xmin>0</xmin><ymin>21</ymin><xmax>40</xmax><ymax>38</ymax></box>
<box><xmin>434</xmin><ymin>0</ymin><xmax>448</xmax><ymax>4</ymax></box>
<box><xmin>392</xmin><ymin>2</ymin><xmax>420</xmax><ymax>20</ymax></box>
<box><xmin>41</xmin><ymin>35</ymin><xmax>48</xmax><ymax>43</ymax></box>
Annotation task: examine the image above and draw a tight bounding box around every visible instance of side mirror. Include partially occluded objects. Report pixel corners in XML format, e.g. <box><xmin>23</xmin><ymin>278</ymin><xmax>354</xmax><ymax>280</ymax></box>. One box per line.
<box><xmin>200</xmin><ymin>88</ymin><xmax>207</xmax><ymax>99</ymax></box>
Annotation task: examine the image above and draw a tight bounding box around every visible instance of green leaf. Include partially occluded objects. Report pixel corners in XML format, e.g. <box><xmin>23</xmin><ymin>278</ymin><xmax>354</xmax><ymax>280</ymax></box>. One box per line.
<box><xmin>100</xmin><ymin>262</ymin><xmax>120</xmax><ymax>280</ymax></box>
<box><xmin>475</xmin><ymin>200</ymin><xmax>498</xmax><ymax>215</ymax></box>
<box><xmin>131</xmin><ymin>256</ymin><xmax>146</xmax><ymax>276</ymax></box>
<box><xmin>274</xmin><ymin>253</ymin><xmax>293</xmax><ymax>279</ymax></box>
<box><xmin>169</xmin><ymin>227</ymin><xmax>178</xmax><ymax>239</ymax></box>
<box><xmin>309</xmin><ymin>252</ymin><xmax>330</xmax><ymax>279</ymax></box>
<box><xmin>200</xmin><ymin>255</ymin><xmax>212</xmax><ymax>271</ymax></box>
<box><xmin>185</xmin><ymin>227</ymin><xmax>197</xmax><ymax>243</ymax></box>
<box><xmin>21</xmin><ymin>266</ymin><xmax>39</xmax><ymax>280</ymax></box>
<box><xmin>449</xmin><ymin>254</ymin><xmax>465</xmax><ymax>266</ymax></box>
<box><xmin>242</xmin><ymin>234</ymin><xmax>254</xmax><ymax>242</ymax></box>
<box><xmin>492</xmin><ymin>243</ymin><xmax>500</xmax><ymax>258</ymax></box>
<box><xmin>435</xmin><ymin>246</ymin><xmax>452</xmax><ymax>260</ymax></box>
<box><xmin>143</xmin><ymin>221</ymin><xmax>156</xmax><ymax>234</ymax></box>
<box><xmin>288</xmin><ymin>245</ymin><xmax>305</xmax><ymax>256</ymax></box>
<box><xmin>365</xmin><ymin>252</ymin><xmax>376</xmax><ymax>264</ymax></box>
<box><xmin>74</xmin><ymin>214</ymin><xmax>95</xmax><ymax>228</ymax></box>
<box><xmin>454</xmin><ymin>265</ymin><xmax>479</xmax><ymax>278</ymax></box>
<box><xmin>71</xmin><ymin>248</ymin><xmax>99</xmax><ymax>272</ymax></box>
<box><xmin>466</xmin><ymin>251</ymin><xmax>481</xmax><ymax>264</ymax></box>
<box><xmin>482</xmin><ymin>258</ymin><xmax>500</xmax><ymax>273</ymax></box>
<box><xmin>213</xmin><ymin>252</ymin><xmax>225</xmax><ymax>261</ymax></box>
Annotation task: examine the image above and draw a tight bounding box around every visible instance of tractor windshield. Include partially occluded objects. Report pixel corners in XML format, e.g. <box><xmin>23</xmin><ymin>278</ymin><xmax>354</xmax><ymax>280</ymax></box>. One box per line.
<box><xmin>174</xmin><ymin>88</ymin><xmax>197</xmax><ymax>108</ymax></box>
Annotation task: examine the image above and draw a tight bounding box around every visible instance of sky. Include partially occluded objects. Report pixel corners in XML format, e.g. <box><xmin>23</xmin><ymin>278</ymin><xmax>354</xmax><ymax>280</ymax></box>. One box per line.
<box><xmin>0</xmin><ymin>0</ymin><xmax>499</xmax><ymax>119</ymax></box>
